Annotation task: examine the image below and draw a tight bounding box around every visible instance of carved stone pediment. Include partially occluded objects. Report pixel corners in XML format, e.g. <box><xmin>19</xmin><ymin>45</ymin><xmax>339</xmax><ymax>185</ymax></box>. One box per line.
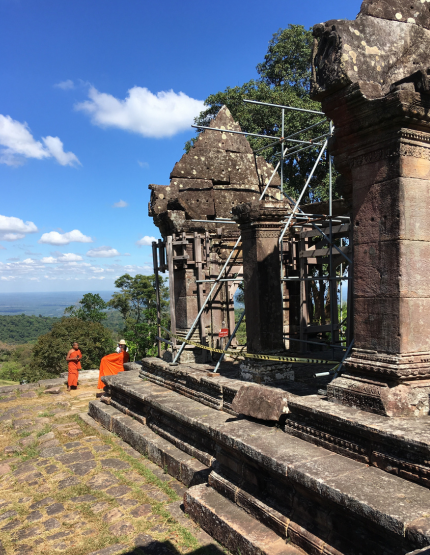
<box><xmin>311</xmin><ymin>1</ymin><xmax>430</xmax><ymax>101</ymax></box>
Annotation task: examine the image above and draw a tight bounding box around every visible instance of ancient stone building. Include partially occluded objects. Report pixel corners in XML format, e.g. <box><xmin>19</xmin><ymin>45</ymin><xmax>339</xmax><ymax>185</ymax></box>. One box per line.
<box><xmin>89</xmin><ymin>2</ymin><xmax>430</xmax><ymax>554</ymax></box>
<box><xmin>149</xmin><ymin>106</ymin><xmax>286</xmax><ymax>361</ymax></box>
<box><xmin>312</xmin><ymin>0</ymin><xmax>430</xmax><ymax>416</ymax></box>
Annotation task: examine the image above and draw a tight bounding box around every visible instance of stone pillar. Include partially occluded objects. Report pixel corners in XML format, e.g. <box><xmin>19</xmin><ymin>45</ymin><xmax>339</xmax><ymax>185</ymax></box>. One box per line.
<box><xmin>233</xmin><ymin>202</ymin><xmax>294</xmax><ymax>383</ymax></box>
<box><xmin>311</xmin><ymin>3</ymin><xmax>430</xmax><ymax>415</ymax></box>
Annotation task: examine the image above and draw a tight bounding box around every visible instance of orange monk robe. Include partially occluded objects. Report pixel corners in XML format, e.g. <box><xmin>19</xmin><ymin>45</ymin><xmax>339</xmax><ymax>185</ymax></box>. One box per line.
<box><xmin>97</xmin><ymin>351</ymin><xmax>130</xmax><ymax>389</ymax></box>
<box><xmin>68</xmin><ymin>350</ymin><xmax>82</xmax><ymax>387</ymax></box>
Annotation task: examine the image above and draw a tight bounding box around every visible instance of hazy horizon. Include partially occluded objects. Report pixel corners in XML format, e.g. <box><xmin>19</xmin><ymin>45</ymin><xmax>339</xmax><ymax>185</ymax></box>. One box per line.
<box><xmin>0</xmin><ymin>291</ymin><xmax>115</xmax><ymax>317</ymax></box>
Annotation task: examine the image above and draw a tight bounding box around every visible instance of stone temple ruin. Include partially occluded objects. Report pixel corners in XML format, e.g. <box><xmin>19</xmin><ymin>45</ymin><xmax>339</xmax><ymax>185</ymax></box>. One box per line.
<box><xmin>89</xmin><ymin>2</ymin><xmax>430</xmax><ymax>553</ymax></box>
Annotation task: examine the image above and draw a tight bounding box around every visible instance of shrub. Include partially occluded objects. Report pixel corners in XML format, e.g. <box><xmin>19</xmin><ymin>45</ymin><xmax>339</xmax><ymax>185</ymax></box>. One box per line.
<box><xmin>24</xmin><ymin>317</ymin><xmax>115</xmax><ymax>382</ymax></box>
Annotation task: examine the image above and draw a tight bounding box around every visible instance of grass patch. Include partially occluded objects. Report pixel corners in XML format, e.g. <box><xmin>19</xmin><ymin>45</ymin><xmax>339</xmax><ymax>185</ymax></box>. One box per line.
<box><xmin>20</xmin><ymin>443</ymin><xmax>40</xmax><ymax>461</ymax></box>
<box><xmin>38</xmin><ymin>410</ymin><xmax>54</xmax><ymax>417</ymax></box>
<box><xmin>36</xmin><ymin>424</ymin><xmax>52</xmax><ymax>437</ymax></box>
<box><xmin>18</xmin><ymin>430</ymin><xmax>32</xmax><ymax>438</ymax></box>
<box><xmin>0</xmin><ymin>379</ymin><xmax>19</xmax><ymax>386</ymax></box>
<box><xmin>106</xmin><ymin>439</ymin><xmax>178</xmax><ymax>500</ymax></box>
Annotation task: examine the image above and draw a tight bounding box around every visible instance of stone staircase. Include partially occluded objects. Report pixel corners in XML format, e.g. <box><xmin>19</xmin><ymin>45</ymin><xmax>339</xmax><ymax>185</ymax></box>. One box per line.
<box><xmin>89</xmin><ymin>365</ymin><xmax>430</xmax><ymax>555</ymax></box>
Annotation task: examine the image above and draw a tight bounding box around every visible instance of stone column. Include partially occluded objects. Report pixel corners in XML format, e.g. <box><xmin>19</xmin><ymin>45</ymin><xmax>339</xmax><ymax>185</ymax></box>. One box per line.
<box><xmin>233</xmin><ymin>202</ymin><xmax>294</xmax><ymax>383</ymax></box>
<box><xmin>311</xmin><ymin>5</ymin><xmax>430</xmax><ymax>415</ymax></box>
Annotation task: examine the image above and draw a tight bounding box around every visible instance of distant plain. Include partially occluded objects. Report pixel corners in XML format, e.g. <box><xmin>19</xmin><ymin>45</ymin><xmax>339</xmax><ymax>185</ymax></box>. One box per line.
<box><xmin>0</xmin><ymin>291</ymin><xmax>114</xmax><ymax>317</ymax></box>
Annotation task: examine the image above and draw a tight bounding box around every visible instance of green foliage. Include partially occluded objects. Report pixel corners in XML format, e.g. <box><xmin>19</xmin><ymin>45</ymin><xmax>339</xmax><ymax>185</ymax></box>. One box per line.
<box><xmin>0</xmin><ymin>343</ymin><xmax>35</xmax><ymax>383</ymax></box>
<box><xmin>0</xmin><ymin>314</ymin><xmax>59</xmax><ymax>344</ymax></box>
<box><xmin>103</xmin><ymin>309</ymin><xmax>124</xmax><ymax>334</ymax></box>
<box><xmin>109</xmin><ymin>274</ymin><xmax>169</xmax><ymax>360</ymax></box>
<box><xmin>0</xmin><ymin>361</ymin><xmax>23</xmax><ymax>382</ymax></box>
<box><xmin>64</xmin><ymin>293</ymin><xmax>108</xmax><ymax>323</ymax></box>
<box><xmin>25</xmin><ymin>317</ymin><xmax>114</xmax><ymax>382</ymax></box>
<box><xmin>234</xmin><ymin>309</ymin><xmax>247</xmax><ymax>346</ymax></box>
<box><xmin>187</xmin><ymin>24</ymin><xmax>339</xmax><ymax>205</ymax></box>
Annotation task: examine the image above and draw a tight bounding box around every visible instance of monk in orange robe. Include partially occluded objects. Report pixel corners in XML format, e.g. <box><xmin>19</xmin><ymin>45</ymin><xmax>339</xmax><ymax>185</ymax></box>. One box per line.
<box><xmin>66</xmin><ymin>342</ymin><xmax>82</xmax><ymax>391</ymax></box>
<box><xmin>97</xmin><ymin>341</ymin><xmax>130</xmax><ymax>389</ymax></box>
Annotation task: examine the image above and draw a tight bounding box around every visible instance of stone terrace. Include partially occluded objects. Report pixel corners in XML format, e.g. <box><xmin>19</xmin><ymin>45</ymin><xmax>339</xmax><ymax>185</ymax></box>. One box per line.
<box><xmin>0</xmin><ymin>381</ymin><xmax>224</xmax><ymax>555</ymax></box>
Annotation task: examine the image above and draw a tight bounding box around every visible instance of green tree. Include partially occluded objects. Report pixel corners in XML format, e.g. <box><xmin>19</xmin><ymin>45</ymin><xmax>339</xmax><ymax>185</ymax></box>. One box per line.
<box><xmin>64</xmin><ymin>293</ymin><xmax>108</xmax><ymax>323</ymax></box>
<box><xmin>186</xmin><ymin>25</ymin><xmax>338</xmax><ymax>205</ymax></box>
<box><xmin>108</xmin><ymin>274</ymin><xmax>169</xmax><ymax>360</ymax></box>
<box><xmin>25</xmin><ymin>317</ymin><xmax>114</xmax><ymax>382</ymax></box>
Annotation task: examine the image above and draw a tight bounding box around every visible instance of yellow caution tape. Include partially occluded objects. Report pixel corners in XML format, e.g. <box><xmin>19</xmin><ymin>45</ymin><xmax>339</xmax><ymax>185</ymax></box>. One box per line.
<box><xmin>162</xmin><ymin>330</ymin><xmax>338</xmax><ymax>365</ymax></box>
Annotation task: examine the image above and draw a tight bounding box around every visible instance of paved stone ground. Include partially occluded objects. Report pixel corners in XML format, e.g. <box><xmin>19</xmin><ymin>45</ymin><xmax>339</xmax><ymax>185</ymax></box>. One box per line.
<box><xmin>0</xmin><ymin>384</ymin><xmax>225</xmax><ymax>555</ymax></box>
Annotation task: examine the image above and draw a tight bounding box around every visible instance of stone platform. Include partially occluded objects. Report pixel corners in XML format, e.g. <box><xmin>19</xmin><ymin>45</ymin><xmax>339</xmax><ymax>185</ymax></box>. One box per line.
<box><xmin>90</xmin><ymin>361</ymin><xmax>430</xmax><ymax>555</ymax></box>
<box><xmin>129</xmin><ymin>358</ymin><xmax>430</xmax><ymax>488</ymax></box>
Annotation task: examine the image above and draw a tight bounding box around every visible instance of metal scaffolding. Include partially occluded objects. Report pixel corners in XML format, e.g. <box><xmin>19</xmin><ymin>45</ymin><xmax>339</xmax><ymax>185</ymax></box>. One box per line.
<box><xmin>152</xmin><ymin>98</ymin><xmax>354</xmax><ymax>374</ymax></box>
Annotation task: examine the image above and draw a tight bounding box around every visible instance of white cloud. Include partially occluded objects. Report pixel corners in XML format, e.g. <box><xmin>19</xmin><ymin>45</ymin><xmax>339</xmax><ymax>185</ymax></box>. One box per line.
<box><xmin>0</xmin><ymin>114</ymin><xmax>80</xmax><ymax>167</ymax></box>
<box><xmin>89</xmin><ymin>276</ymin><xmax>105</xmax><ymax>280</ymax></box>
<box><xmin>76</xmin><ymin>86</ymin><xmax>205</xmax><ymax>139</ymax></box>
<box><xmin>22</xmin><ymin>258</ymin><xmax>35</xmax><ymax>264</ymax></box>
<box><xmin>0</xmin><ymin>215</ymin><xmax>38</xmax><ymax>241</ymax></box>
<box><xmin>136</xmin><ymin>235</ymin><xmax>157</xmax><ymax>246</ymax></box>
<box><xmin>42</xmin><ymin>136</ymin><xmax>81</xmax><ymax>167</ymax></box>
<box><xmin>54</xmin><ymin>79</ymin><xmax>74</xmax><ymax>90</ymax></box>
<box><xmin>41</xmin><ymin>256</ymin><xmax>57</xmax><ymax>264</ymax></box>
<box><xmin>87</xmin><ymin>246</ymin><xmax>120</xmax><ymax>258</ymax></box>
<box><xmin>137</xmin><ymin>160</ymin><xmax>149</xmax><ymax>168</ymax></box>
<box><xmin>39</xmin><ymin>229</ymin><xmax>92</xmax><ymax>245</ymax></box>
<box><xmin>113</xmin><ymin>199</ymin><xmax>128</xmax><ymax>208</ymax></box>
<box><xmin>57</xmin><ymin>252</ymin><xmax>83</xmax><ymax>262</ymax></box>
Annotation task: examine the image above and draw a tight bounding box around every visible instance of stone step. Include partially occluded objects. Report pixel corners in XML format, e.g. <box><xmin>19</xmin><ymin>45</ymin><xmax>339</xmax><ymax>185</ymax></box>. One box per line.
<box><xmin>185</xmin><ymin>483</ymin><xmax>303</xmax><ymax>555</ymax></box>
<box><xmin>284</xmin><ymin>393</ymin><xmax>430</xmax><ymax>489</ymax></box>
<box><xmin>89</xmin><ymin>399</ymin><xmax>210</xmax><ymax>487</ymax></box>
<box><xmin>133</xmin><ymin>358</ymin><xmax>430</xmax><ymax>489</ymax></box>
<box><xmin>96</xmin><ymin>370</ymin><xmax>430</xmax><ymax>554</ymax></box>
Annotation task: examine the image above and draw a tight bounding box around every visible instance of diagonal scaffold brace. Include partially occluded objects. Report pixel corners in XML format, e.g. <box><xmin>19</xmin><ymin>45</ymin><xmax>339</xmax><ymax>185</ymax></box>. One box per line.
<box><xmin>170</xmin><ymin>235</ymin><xmax>242</xmax><ymax>365</ymax></box>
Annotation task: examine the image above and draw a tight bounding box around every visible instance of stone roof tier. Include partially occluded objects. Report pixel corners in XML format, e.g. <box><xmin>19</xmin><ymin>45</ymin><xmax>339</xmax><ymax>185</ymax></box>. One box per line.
<box><xmin>149</xmin><ymin>106</ymin><xmax>285</xmax><ymax>236</ymax></box>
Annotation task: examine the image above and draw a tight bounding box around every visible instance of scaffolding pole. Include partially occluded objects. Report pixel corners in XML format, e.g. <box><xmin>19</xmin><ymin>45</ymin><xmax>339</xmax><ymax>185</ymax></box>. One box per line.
<box><xmin>212</xmin><ymin>310</ymin><xmax>246</xmax><ymax>374</ymax></box>
<box><xmin>152</xmin><ymin>241</ymin><xmax>162</xmax><ymax>358</ymax></box>
<box><xmin>171</xmin><ymin>235</ymin><xmax>242</xmax><ymax>365</ymax></box>
<box><xmin>243</xmin><ymin>98</ymin><xmax>325</xmax><ymax>115</ymax></box>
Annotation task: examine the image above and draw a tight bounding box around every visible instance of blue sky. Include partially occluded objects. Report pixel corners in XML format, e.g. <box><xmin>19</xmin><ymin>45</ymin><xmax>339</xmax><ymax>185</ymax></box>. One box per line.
<box><xmin>0</xmin><ymin>0</ymin><xmax>360</xmax><ymax>292</ymax></box>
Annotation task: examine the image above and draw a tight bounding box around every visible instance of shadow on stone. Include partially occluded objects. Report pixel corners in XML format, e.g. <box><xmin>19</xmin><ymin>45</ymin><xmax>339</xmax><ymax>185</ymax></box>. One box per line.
<box><xmin>133</xmin><ymin>535</ymin><xmax>224</xmax><ymax>555</ymax></box>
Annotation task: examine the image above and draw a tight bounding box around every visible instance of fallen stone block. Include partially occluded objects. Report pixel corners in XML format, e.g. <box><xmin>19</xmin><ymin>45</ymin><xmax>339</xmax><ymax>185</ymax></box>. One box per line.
<box><xmin>0</xmin><ymin>463</ymin><xmax>11</xmax><ymax>476</ymax></box>
<box><xmin>232</xmin><ymin>384</ymin><xmax>289</xmax><ymax>421</ymax></box>
<box><xmin>4</xmin><ymin>445</ymin><xmax>20</xmax><ymax>455</ymax></box>
<box><xmin>44</xmin><ymin>387</ymin><xmax>61</xmax><ymax>395</ymax></box>
<box><xmin>38</xmin><ymin>432</ymin><xmax>55</xmax><ymax>443</ymax></box>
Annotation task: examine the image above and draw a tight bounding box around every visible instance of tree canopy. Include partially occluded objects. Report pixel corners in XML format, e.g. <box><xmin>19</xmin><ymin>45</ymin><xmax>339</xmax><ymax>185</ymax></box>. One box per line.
<box><xmin>108</xmin><ymin>274</ymin><xmax>169</xmax><ymax>360</ymax></box>
<box><xmin>64</xmin><ymin>293</ymin><xmax>108</xmax><ymax>324</ymax></box>
<box><xmin>187</xmin><ymin>25</ymin><xmax>338</xmax><ymax>205</ymax></box>
<box><xmin>0</xmin><ymin>314</ymin><xmax>59</xmax><ymax>345</ymax></box>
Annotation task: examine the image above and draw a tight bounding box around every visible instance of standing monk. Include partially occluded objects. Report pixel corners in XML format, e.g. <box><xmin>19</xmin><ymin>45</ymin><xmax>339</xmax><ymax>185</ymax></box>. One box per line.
<box><xmin>97</xmin><ymin>340</ymin><xmax>130</xmax><ymax>389</ymax></box>
<box><xmin>66</xmin><ymin>342</ymin><xmax>82</xmax><ymax>391</ymax></box>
